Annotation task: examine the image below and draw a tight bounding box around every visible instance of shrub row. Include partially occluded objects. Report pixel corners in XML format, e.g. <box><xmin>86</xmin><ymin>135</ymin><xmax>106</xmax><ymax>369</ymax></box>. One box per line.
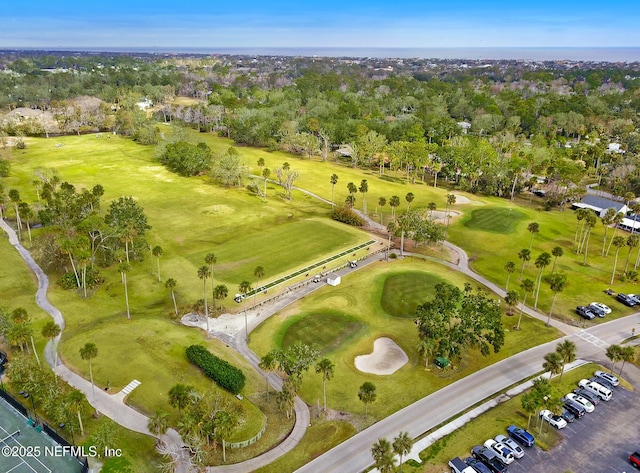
<box><xmin>186</xmin><ymin>344</ymin><xmax>245</xmax><ymax>394</ymax></box>
<box><xmin>330</xmin><ymin>206</ymin><xmax>364</xmax><ymax>226</ymax></box>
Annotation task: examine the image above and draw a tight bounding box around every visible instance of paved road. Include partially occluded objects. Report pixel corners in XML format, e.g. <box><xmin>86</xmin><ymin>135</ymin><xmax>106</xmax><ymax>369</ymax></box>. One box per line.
<box><xmin>295</xmin><ymin>314</ymin><xmax>639</xmax><ymax>473</ymax></box>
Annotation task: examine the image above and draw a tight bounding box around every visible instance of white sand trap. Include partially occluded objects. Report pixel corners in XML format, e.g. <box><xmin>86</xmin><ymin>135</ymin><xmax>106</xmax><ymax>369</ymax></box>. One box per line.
<box><xmin>452</xmin><ymin>194</ymin><xmax>483</xmax><ymax>205</ymax></box>
<box><xmin>354</xmin><ymin>337</ymin><xmax>408</xmax><ymax>375</ymax></box>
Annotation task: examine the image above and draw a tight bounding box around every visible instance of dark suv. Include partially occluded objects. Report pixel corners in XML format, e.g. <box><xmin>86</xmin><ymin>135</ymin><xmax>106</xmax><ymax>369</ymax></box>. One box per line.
<box><xmin>617</xmin><ymin>293</ymin><xmax>637</xmax><ymax>307</ymax></box>
<box><xmin>563</xmin><ymin>399</ymin><xmax>586</xmax><ymax>418</ymax></box>
<box><xmin>471</xmin><ymin>446</ymin><xmax>508</xmax><ymax>473</ymax></box>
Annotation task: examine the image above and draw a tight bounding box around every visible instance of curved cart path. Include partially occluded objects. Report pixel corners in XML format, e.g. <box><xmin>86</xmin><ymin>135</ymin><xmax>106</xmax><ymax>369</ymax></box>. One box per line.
<box><xmin>0</xmin><ymin>218</ymin><xmax>192</xmax><ymax>473</ymax></box>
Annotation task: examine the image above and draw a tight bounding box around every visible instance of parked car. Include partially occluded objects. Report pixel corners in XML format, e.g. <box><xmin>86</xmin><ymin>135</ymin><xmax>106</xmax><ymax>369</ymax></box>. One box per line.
<box><xmin>494</xmin><ymin>435</ymin><xmax>524</xmax><ymax>459</ymax></box>
<box><xmin>630</xmin><ymin>451</ymin><xmax>640</xmax><ymax>468</ymax></box>
<box><xmin>616</xmin><ymin>293</ymin><xmax>637</xmax><ymax>307</ymax></box>
<box><xmin>575</xmin><ymin>305</ymin><xmax>596</xmax><ymax>320</ymax></box>
<box><xmin>539</xmin><ymin>409</ymin><xmax>567</xmax><ymax>429</ymax></box>
<box><xmin>560</xmin><ymin>408</ymin><xmax>576</xmax><ymax>423</ymax></box>
<box><xmin>587</xmin><ymin>304</ymin><xmax>606</xmax><ymax>317</ymax></box>
<box><xmin>594</xmin><ymin>370</ymin><xmax>620</xmax><ymax>387</ymax></box>
<box><xmin>348</xmin><ymin>261</ymin><xmax>357</xmax><ymax>268</ymax></box>
<box><xmin>589</xmin><ymin>302</ymin><xmax>612</xmax><ymax>314</ymax></box>
<box><xmin>578</xmin><ymin>379</ymin><xmax>613</xmax><ymax>401</ymax></box>
<box><xmin>589</xmin><ymin>375</ymin><xmax>615</xmax><ymax>390</ymax></box>
<box><xmin>312</xmin><ymin>275</ymin><xmax>321</xmax><ymax>283</ymax></box>
<box><xmin>449</xmin><ymin>456</ymin><xmax>477</xmax><ymax>473</ymax></box>
<box><xmin>465</xmin><ymin>456</ymin><xmax>493</xmax><ymax>473</ymax></box>
<box><xmin>573</xmin><ymin>387</ymin><xmax>600</xmax><ymax>405</ymax></box>
<box><xmin>566</xmin><ymin>392</ymin><xmax>595</xmax><ymax>412</ymax></box>
<box><xmin>562</xmin><ymin>400</ymin><xmax>586</xmax><ymax>418</ymax></box>
<box><xmin>506</xmin><ymin>425</ymin><xmax>535</xmax><ymax>447</ymax></box>
<box><xmin>628</xmin><ymin>294</ymin><xmax>640</xmax><ymax>305</ymax></box>
<box><xmin>471</xmin><ymin>446</ymin><xmax>508</xmax><ymax>473</ymax></box>
<box><xmin>484</xmin><ymin>439</ymin><xmax>515</xmax><ymax>465</ymax></box>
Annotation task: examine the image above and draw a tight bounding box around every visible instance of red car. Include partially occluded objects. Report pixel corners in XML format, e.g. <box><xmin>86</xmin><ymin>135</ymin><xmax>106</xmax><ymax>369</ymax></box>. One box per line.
<box><xmin>630</xmin><ymin>451</ymin><xmax>640</xmax><ymax>468</ymax></box>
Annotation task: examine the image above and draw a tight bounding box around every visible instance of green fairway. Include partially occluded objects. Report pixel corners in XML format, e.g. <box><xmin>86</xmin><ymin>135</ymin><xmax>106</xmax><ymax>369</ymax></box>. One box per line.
<box><xmin>463</xmin><ymin>207</ymin><xmax>527</xmax><ymax>233</ymax></box>
<box><xmin>279</xmin><ymin>311</ymin><xmax>366</xmax><ymax>354</ymax></box>
<box><xmin>380</xmin><ymin>271</ymin><xmax>448</xmax><ymax>317</ymax></box>
<box><xmin>249</xmin><ymin>257</ymin><xmax>561</xmax><ymax>420</ymax></box>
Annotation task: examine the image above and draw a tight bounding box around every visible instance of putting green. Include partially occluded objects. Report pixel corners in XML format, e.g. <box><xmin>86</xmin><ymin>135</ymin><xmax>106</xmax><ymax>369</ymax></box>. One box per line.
<box><xmin>380</xmin><ymin>271</ymin><xmax>447</xmax><ymax>318</ymax></box>
<box><xmin>463</xmin><ymin>207</ymin><xmax>526</xmax><ymax>233</ymax></box>
<box><xmin>280</xmin><ymin>311</ymin><xmax>366</xmax><ymax>354</ymax></box>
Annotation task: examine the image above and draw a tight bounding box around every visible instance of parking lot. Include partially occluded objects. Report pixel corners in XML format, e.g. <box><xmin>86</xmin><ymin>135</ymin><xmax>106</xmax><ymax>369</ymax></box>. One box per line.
<box><xmin>495</xmin><ymin>375</ymin><xmax>639</xmax><ymax>473</ymax></box>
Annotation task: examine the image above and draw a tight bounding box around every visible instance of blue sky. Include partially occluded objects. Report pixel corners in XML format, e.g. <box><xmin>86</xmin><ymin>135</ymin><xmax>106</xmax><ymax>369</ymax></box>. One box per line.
<box><xmin>2</xmin><ymin>0</ymin><xmax>639</xmax><ymax>49</ymax></box>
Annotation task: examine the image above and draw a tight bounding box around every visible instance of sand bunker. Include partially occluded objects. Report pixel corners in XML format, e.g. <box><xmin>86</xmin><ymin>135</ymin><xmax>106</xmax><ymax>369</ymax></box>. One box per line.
<box><xmin>354</xmin><ymin>337</ymin><xmax>408</xmax><ymax>375</ymax></box>
<box><xmin>452</xmin><ymin>194</ymin><xmax>483</xmax><ymax>205</ymax></box>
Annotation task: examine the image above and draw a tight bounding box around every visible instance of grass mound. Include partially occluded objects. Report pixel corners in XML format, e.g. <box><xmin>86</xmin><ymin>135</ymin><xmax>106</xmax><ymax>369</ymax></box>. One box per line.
<box><xmin>463</xmin><ymin>207</ymin><xmax>526</xmax><ymax>233</ymax></box>
<box><xmin>281</xmin><ymin>312</ymin><xmax>365</xmax><ymax>354</ymax></box>
<box><xmin>381</xmin><ymin>271</ymin><xmax>446</xmax><ymax>317</ymax></box>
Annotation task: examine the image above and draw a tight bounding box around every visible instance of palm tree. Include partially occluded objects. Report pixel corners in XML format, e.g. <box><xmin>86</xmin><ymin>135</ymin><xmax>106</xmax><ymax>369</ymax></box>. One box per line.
<box><xmin>347</xmin><ymin>181</ymin><xmax>357</xmax><ymax>197</ymax></box>
<box><xmin>555</xmin><ymin>340</ymin><xmax>577</xmax><ymax>381</ymax></box>
<box><xmin>168</xmin><ymin>383</ymin><xmax>193</xmax><ymax>418</ymax></box>
<box><xmin>253</xmin><ymin>266</ymin><xmax>265</xmax><ymax>308</ymax></box>
<box><xmin>315</xmin><ymin>358</ymin><xmax>335</xmax><ymax>413</ymax></box>
<box><xmin>618</xmin><ymin>346</ymin><xmax>636</xmax><ymax>377</ymax></box>
<box><xmin>600</xmin><ymin>208</ymin><xmax>616</xmax><ymax>256</ymax></box>
<box><xmin>371</xmin><ymin>438</ymin><xmax>396</xmax><ymax>473</ymax></box>
<box><xmin>551</xmin><ymin>246</ymin><xmax>564</xmax><ymax>273</ymax></box>
<box><xmin>359</xmin><ymin>180</ymin><xmax>369</xmax><ymax>214</ymax></box>
<box><xmin>165</xmin><ymin>278</ymin><xmax>178</xmax><ymax>316</ymax></box>
<box><xmin>605</xmin><ymin>212</ymin><xmax>625</xmax><ymax>256</ymax></box>
<box><xmin>345</xmin><ymin>194</ymin><xmax>356</xmax><ymax>208</ymax></box>
<box><xmin>330</xmin><ymin>174</ymin><xmax>339</xmax><ymax>206</ymax></box>
<box><xmin>205</xmin><ymin>252</ymin><xmax>217</xmax><ymax>299</ymax></box>
<box><xmin>238</xmin><ymin>280</ymin><xmax>252</xmax><ymax>341</ymax></box>
<box><xmin>118</xmin><ymin>261</ymin><xmax>131</xmax><ymax>319</ymax></box>
<box><xmin>527</xmin><ymin>222</ymin><xmax>540</xmax><ymax>250</ymax></box>
<box><xmin>148</xmin><ymin>408</ymin><xmax>170</xmax><ymax>435</ymax></box>
<box><xmin>518</xmin><ymin>248</ymin><xmax>531</xmax><ymax>280</ymax></box>
<box><xmin>262</xmin><ymin>168</ymin><xmax>271</xmax><ymax>202</ymax></box>
<box><xmin>542</xmin><ymin>352</ymin><xmax>563</xmax><ymax>380</ymax></box>
<box><xmin>405</xmin><ymin>192</ymin><xmax>414</xmax><ymax>211</ymax></box>
<box><xmin>213</xmin><ymin>284</ymin><xmax>229</xmax><ymax>315</ymax></box>
<box><xmin>197</xmin><ymin>265</ymin><xmax>211</xmax><ymax>335</ymax></box>
<box><xmin>505</xmin><ymin>290</ymin><xmax>519</xmax><ymax>316</ymax></box>
<box><xmin>392</xmin><ymin>431</ymin><xmax>413</xmax><ymax>473</ymax></box>
<box><xmin>610</xmin><ymin>236</ymin><xmax>627</xmax><ymax>284</ymax></box>
<box><xmin>606</xmin><ymin>344</ymin><xmax>623</xmax><ymax>373</ymax></box>
<box><xmin>574</xmin><ymin>208</ymin><xmax>589</xmax><ymax>248</ymax></box>
<box><xmin>18</xmin><ymin>202</ymin><xmax>33</xmax><ymax>245</ymax></box>
<box><xmin>446</xmin><ymin>194</ymin><xmax>456</xmax><ymax>231</ymax></box>
<box><xmin>378</xmin><ymin>197</ymin><xmax>386</xmax><ymax>224</ymax></box>
<box><xmin>389</xmin><ymin>195</ymin><xmax>400</xmax><ymax>220</ymax></box>
<box><xmin>41</xmin><ymin>321</ymin><xmax>61</xmax><ymax>366</ymax></box>
<box><xmin>358</xmin><ymin>382</ymin><xmax>377</xmax><ymax>418</ymax></box>
<box><xmin>152</xmin><ymin>246</ymin><xmax>163</xmax><ymax>282</ymax></box>
<box><xmin>8</xmin><ymin>189</ymin><xmax>22</xmax><ymax>235</ymax></box>
<box><xmin>427</xmin><ymin>202</ymin><xmax>436</xmax><ymax>218</ymax></box>
<box><xmin>259</xmin><ymin>352</ymin><xmax>277</xmax><ymax>401</ymax></box>
<box><xmin>624</xmin><ymin>234</ymin><xmax>640</xmax><ymax>274</ymax></box>
<box><xmin>66</xmin><ymin>388</ymin><xmax>86</xmax><ymax>435</ymax></box>
<box><xmin>257</xmin><ymin>157</ymin><xmax>265</xmax><ymax>171</ymax></box>
<box><xmin>521</xmin><ymin>391</ymin><xmax>538</xmax><ymax>430</ymax></box>
<box><xmin>504</xmin><ymin>261</ymin><xmax>516</xmax><ymax>291</ymax></box>
<box><xmin>533</xmin><ymin>252</ymin><xmax>551</xmax><ymax>309</ymax></box>
<box><xmin>416</xmin><ymin>338</ymin><xmax>436</xmax><ymax>368</ymax></box>
<box><xmin>546</xmin><ymin>272</ymin><xmax>567</xmax><ymax>326</ymax></box>
<box><xmin>517</xmin><ymin>278</ymin><xmax>535</xmax><ymax>330</ymax></box>
<box><xmin>79</xmin><ymin>342</ymin><xmax>98</xmax><ymax>412</ymax></box>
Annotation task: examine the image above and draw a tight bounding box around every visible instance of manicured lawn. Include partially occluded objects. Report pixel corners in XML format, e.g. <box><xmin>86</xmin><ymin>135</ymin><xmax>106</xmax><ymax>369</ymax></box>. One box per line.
<box><xmin>280</xmin><ymin>311</ymin><xmax>366</xmax><ymax>354</ymax></box>
<box><xmin>403</xmin><ymin>363</ymin><xmax>601</xmax><ymax>473</ymax></box>
<box><xmin>380</xmin><ymin>271</ymin><xmax>448</xmax><ymax>317</ymax></box>
<box><xmin>463</xmin><ymin>207</ymin><xmax>527</xmax><ymax>233</ymax></box>
<box><xmin>250</xmin><ymin>257</ymin><xmax>561</xmax><ymax>421</ymax></box>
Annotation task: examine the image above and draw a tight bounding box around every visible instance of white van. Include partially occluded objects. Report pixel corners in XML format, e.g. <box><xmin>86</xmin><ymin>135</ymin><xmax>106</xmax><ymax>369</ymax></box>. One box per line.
<box><xmin>578</xmin><ymin>379</ymin><xmax>612</xmax><ymax>401</ymax></box>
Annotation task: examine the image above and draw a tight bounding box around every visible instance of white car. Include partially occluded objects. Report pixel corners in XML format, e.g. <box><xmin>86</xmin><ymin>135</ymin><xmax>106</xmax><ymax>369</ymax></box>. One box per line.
<box><xmin>565</xmin><ymin>392</ymin><xmax>595</xmax><ymax>413</ymax></box>
<box><xmin>539</xmin><ymin>409</ymin><xmax>567</xmax><ymax>430</ymax></box>
<box><xmin>589</xmin><ymin>302</ymin><xmax>611</xmax><ymax>314</ymax></box>
<box><xmin>484</xmin><ymin>438</ymin><xmax>515</xmax><ymax>464</ymax></box>
<box><xmin>495</xmin><ymin>434</ymin><xmax>524</xmax><ymax>459</ymax></box>
<box><xmin>594</xmin><ymin>370</ymin><xmax>619</xmax><ymax>387</ymax></box>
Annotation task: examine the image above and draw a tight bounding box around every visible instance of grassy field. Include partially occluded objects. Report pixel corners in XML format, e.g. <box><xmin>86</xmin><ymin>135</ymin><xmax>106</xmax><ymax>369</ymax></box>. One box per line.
<box><xmin>402</xmin><ymin>363</ymin><xmax>603</xmax><ymax>473</ymax></box>
<box><xmin>249</xmin><ymin>257</ymin><xmax>561</xmax><ymax>420</ymax></box>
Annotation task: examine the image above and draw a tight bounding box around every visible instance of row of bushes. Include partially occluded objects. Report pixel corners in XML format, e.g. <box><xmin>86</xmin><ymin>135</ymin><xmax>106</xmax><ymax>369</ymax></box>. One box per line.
<box><xmin>186</xmin><ymin>344</ymin><xmax>245</xmax><ymax>394</ymax></box>
<box><xmin>330</xmin><ymin>206</ymin><xmax>364</xmax><ymax>226</ymax></box>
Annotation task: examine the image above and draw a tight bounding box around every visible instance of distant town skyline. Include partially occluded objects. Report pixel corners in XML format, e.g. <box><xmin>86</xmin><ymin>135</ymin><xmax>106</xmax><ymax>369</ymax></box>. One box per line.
<box><xmin>3</xmin><ymin>0</ymin><xmax>639</xmax><ymax>51</ymax></box>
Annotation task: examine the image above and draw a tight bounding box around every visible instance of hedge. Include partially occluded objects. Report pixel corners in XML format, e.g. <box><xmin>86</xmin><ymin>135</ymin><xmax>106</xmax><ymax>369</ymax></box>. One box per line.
<box><xmin>186</xmin><ymin>345</ymin><xmax>246</xmax><ymax>394</ymax></box>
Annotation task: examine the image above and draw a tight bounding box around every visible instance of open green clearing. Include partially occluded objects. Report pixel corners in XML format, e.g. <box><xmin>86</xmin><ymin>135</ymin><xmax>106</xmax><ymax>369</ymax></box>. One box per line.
<box><xmin>463</xmin><ymin>207</ymin><xmax>527</xmax><ymax>234</ymax></box>
<box><xmin>250</xmin><ymin>257</ymin><xmax>561</xmax><ymax>420</ymax></box>
<box><xmin>402</xmin><ymin>363</ymin><xmax>601</xmax><ymax>473</ymax></box>
<box><xmin>380</xmin><ymin>271</ymin><xmax>448</xmax><ymax>318</ymax></box>
<box><xmin>280</xmin><ymin>311</ymin><xmax>366</xmax><ymax>354</ymax></box>
<box><xmin>448</xmin><ymin>196</ymin><xmax>640</xmax><ymax>324</ymax></box>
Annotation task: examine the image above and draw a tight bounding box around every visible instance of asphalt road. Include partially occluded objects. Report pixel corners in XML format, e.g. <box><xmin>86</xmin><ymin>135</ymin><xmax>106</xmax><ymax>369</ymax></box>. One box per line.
<box><xmin>295</xmin><ymin>313</ymin><xmax>640</xmax><ymax>473</ymax></box>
